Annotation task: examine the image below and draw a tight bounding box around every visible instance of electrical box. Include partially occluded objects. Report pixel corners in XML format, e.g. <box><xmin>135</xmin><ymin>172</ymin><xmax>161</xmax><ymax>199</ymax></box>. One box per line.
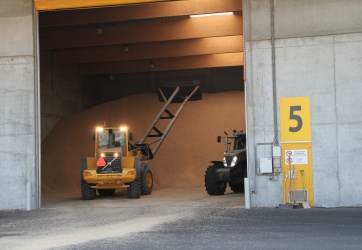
<box><xmin>260</xmin><ymin>158</ymin><xmax>273</xmax><ymax>173</ymax></box>
<box><xmin>272</xmin><ymin>146</ymin><xmax>282</xmax><ymax>173</ymax></box>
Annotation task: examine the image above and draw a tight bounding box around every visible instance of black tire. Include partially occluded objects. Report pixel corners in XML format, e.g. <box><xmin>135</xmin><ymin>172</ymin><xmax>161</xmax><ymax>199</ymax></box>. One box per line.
<box><xmin>81</xmin><ymin>180</ymin><xmax>96</xmax><ymax>200</ymax></box>
<box><xmin>141</xmin><ymin>166</ymin><xmax>153</xmax><ymax>195</ymax></box>
<box><xmin>229</xmin><ymin>182</ymin><xmax>244</xmax><ymax>193</ymax></box>
<box><xmin>127</xmin><ymin>178</ymin><xmax>141</xmax><ymax>199</ymax></box>
<box><xmin>204</xmin><ymin>165</ymin><xmax>226</xmax><ymax>195</ymax></box>
<box><xmin>98</xmin><ymin>189</ymin><xmax>116</xmax><ymax>196</ymax></box>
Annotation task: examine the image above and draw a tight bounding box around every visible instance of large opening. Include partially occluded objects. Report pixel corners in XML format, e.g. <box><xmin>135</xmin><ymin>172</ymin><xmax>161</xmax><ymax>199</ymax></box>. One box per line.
<box><xmin>38</xmin><ymin>0</ymin><xmax>246</xmax><ymax>207</ymax></box>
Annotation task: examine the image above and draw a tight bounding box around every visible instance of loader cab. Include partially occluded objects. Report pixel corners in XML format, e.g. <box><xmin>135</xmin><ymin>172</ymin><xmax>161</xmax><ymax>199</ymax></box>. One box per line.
<box><xmin>234</xmin><ymin>132</ymin><xmax>246</xmax><ymax>150</ymax></box>
<box><xmin>98</xmin><ymin>128</ymin><xmax>125</xmax><ymax>148</ymax></box>
<box><xmin>95</xmin><ymin>126</ymin><xmax>129</xmax><ymax>157</ymax></box>
<box><xmin>218</xmin><ymin>131</ymin><xmax>246</xmax><ymax>153</ymax></box>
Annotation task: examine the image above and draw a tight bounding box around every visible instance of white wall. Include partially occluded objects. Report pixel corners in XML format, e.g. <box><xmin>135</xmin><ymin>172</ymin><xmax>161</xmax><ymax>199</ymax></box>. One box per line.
<box><xmin>244</xmin><ymin>0</ymin><xmax>362</xmax><ymax>207</ymax></box>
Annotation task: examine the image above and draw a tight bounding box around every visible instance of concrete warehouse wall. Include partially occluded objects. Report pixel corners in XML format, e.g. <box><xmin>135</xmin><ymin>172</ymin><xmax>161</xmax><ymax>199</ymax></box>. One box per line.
<box><xmin>0</xmin><ymin>0</ymin><xmax>40</xmax><ymax>209</ymax></box>
<box><xmin>40</xmin><ymin>50</ymin><xmax>88</xmax><ymax>141</ymax></box>
<box><xmin>244</xmin><ymin>0</ymin><xmax>362</xmax><ymax>207</ymax></box>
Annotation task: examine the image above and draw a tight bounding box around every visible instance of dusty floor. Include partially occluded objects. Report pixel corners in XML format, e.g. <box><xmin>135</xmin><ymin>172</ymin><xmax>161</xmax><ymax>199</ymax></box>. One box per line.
<box><xmin>1</xmin><ymin>187</ymin><xmax>245</xmax><ymax>250</ymax></box>
<box><xmin>42</xmin><ymin>186</ymin><xmax>245</xmax><ymax>209</ymax></box>
<box><xmin>2</xmin><ymin>189</ymin><xmax>362</xmax><ymax>250</ymax></box>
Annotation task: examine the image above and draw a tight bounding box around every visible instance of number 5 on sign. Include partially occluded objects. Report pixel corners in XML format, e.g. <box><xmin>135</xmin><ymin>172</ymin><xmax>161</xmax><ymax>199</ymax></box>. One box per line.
<box><xmin>280</xmin><ymin>97</ymin><xmax>311</xmax><ymax>141</ymax></box>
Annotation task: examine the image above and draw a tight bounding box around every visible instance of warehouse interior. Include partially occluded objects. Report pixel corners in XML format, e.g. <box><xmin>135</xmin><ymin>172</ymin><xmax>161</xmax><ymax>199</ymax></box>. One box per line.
<box><xmin>38</xmin><ymin>0</ymin><xmax>246</xmax><ymax>200</ymax></box>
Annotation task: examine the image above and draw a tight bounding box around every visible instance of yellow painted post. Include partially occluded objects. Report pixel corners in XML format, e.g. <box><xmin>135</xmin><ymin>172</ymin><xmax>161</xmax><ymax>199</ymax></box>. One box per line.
<box><xmin>281</xmin><ymin>142</ymin><xmax>314</xmax><ymax>206</ymax></box>
<box><xmin>280</xmin><ymin>97</ymin><xmax>314</xmax><ymax>207</ymax></box>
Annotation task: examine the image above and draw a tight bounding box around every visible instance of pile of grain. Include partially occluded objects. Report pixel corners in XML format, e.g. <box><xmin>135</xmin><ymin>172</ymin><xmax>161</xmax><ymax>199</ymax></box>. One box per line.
<box><xmin>41</xmin><ymin>92</ymin><xmax>245</xmax><ymax>194</ymax></box>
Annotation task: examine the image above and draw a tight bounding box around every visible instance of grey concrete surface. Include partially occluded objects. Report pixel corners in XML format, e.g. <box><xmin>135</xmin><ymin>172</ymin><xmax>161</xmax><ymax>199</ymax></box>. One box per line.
<box><xmin>0</xmin><ymin>0</ymin><xmax>39</xmax><ymax>210</ymax></box>
<box><xmin>244</xmin><ymin>0</ymin><xmax>362</xmax><ymax>41</ymax></box>
<box><xmin>1</xmin><ymin>188</ymin><xmax>361</xmax><ymax>250</ymax></box>
<box><xmin>274</xmin><ymin>0</ymin><xmax>362</xmax><ymax>39</ymax></box>
<box><xmin>244</xmin><ymin>0</ymin><xmax>362</xmax><ymax>208</ymax></box>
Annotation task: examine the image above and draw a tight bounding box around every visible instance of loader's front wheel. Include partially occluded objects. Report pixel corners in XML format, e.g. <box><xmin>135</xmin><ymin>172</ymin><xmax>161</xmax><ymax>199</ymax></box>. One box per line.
<box><xmin>81</xmin><ymin>180</ymin><xmax>96</xmax><ymax>200</ymax></box>
<box><xmin>205</xmin><ymin>165</ymin><xmax>226</xmax><ymax>195</ymax></box>
<box><xmin>127</xmin><ymin>178</ymin><xmax>141</xmax><ymax>199</ymax></box>
<box><xmin>141</xmin><ymin>166</ymin><xmax>153</xmax><ymax>195</ymax></box>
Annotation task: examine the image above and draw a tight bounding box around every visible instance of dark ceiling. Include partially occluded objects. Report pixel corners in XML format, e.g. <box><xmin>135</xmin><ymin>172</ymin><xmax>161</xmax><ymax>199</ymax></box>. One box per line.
<box><xmin>38</xmin><ymin>0</ymin><xmax>244</xmax><ymax>76</ymax></box>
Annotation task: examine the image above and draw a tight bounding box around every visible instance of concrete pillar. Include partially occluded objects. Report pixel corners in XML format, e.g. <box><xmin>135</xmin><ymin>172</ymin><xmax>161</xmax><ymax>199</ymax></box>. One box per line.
<box><xmin>244</xmin><ymin>0</ymin><xmax>362</xmax><ymax>207</ymax></box>
<box><xmin>0</xmin><ymin>0</ymin><xmax>40</xmax><ymax>210</ymax></box>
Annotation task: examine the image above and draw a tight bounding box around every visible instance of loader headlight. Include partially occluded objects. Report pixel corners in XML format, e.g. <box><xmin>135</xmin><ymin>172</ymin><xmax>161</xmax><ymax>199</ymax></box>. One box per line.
<box><xmin>230</xmin><ymin>156</ymin><xmax>238</xmax><ymax>167</ymax></box>
<box><xmin>100</xmin><ymin>153</ymin><xmax>105</xmax><ymax>157</ymax></box>
<box><xmin>223</xmin><ymin>157</ymin><xmax>227</xmax><ymax>167</ymax></box>
<box><xmin>114</xmin><ymin>153</ymin><xmax>119</xmax><ymax>157</ymax></box>
<box><xmin>120</xmin><ymin>126</ymin><xmax>128</xmax><ymax>132</ymax></box>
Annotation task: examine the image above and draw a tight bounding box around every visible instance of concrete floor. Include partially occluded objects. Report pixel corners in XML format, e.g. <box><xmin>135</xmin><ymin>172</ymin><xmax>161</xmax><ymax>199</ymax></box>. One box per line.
<box><xmin>1</xmin><ymin>187</ymin><xmax>362</xmax><ymax>250</ymax></box>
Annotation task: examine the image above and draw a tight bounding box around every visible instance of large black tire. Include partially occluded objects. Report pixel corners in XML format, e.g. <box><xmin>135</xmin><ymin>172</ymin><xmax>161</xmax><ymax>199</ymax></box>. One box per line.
<box><xmin>127</xmin><ymin>178</ymin><xmax>141</xmax><ymax>199</ymax></box>
<box><xmin>229</xmin><ymin>161</ymin><xmax>247</xmax><ymax>193</ymax></box>
<box><xmin>98</xmin><ymin>189</ymin><xmax>116</xmax><ymax>196</ymax></box>
<box><xmin>81</xmin><ymin>180</ymin><xmax>96</xmax><ymax>200</ymax></box>
<box><xmin>229</xmin><ymin>182</ymin><xmax>244</xmax><ymax>193</ymax></box>
<box><xmin>141</xmin><ymin>166</ymin><xmax>153</xmax><ymax>195</ymax></box>
<box><xmin>205</xmin><ymin>165</ymin><xmax>227</xmax><ymax>195</ymax></box>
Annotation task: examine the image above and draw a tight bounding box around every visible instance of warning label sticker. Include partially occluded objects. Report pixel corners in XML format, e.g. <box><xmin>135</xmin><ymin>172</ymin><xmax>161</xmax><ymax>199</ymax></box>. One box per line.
<box><xmin>284</xmin><ymin>149</ymin><xmax>308</xmax><ymax>165</ymax></box>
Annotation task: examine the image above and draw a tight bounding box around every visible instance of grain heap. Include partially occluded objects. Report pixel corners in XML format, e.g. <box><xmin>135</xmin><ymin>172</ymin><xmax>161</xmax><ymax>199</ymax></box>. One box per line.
<box><xmin>41</xmin><ymin>92</ymin><xmax>245</xmax><ymax>194</ymax></box>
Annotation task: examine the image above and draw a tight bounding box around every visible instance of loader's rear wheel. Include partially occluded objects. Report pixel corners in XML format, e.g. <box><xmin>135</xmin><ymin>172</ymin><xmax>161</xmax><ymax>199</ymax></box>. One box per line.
<box><xmin>127</xmin><ymin>178</ymin><xmax>141</xmax><ymax>199</ymax></box>
<box><xmin>205</xmin><ymin>165</ymin><xmax>226</xmax><ymax>195</ymax></box>
<box><xmin>98</xmin><ymin>189</ymin><xmax>116</xmax><ymax>196</ymax></box>
<box><xmin>81</xmin><ymin>180</ymin><xmax>96</xmax><ymax>200</ymax></box>
<box><xmin>141</xmin><ymin>166</ymin><xmax>153</xmax><ymax>195</ymax></box>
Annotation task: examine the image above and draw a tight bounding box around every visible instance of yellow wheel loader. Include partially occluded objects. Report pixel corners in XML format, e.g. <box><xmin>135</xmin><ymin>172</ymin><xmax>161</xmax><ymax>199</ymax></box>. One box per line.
<box><xmin>81</xmin><ymin>81</ymin><xmax>202</xmax><ymax>200</ymax></box>
<box><xmin>81</xmin><ymin>125</ymin><xmax>154</xmax><ymax>200</ymax></box>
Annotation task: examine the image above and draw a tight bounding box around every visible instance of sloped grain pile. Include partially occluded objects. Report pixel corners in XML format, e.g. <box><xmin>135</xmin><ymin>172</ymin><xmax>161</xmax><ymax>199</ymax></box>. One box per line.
<box><xmin>41</xmin><ymin>92</ymin><xmax>245</xmax><ymax>194</ymax></box>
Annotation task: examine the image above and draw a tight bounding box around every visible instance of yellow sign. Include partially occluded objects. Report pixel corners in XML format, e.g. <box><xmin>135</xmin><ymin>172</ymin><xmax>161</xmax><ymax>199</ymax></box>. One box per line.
<box><xmin>280</xmin><ymin>97</ymin><xmax>311</xmax><ymax>142</ymax></box>
<box><xmin>282</xmin><ymin>142</ymin><xmax>314</xmax><ymax>206</ymax></box>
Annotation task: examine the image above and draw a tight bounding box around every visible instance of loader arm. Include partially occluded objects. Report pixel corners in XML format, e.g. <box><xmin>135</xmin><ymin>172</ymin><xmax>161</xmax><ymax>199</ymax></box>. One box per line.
<box><xmin>139</xmin><ymin>81</ymin><xmax>202</xmax><ymax>157</ymax></box>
